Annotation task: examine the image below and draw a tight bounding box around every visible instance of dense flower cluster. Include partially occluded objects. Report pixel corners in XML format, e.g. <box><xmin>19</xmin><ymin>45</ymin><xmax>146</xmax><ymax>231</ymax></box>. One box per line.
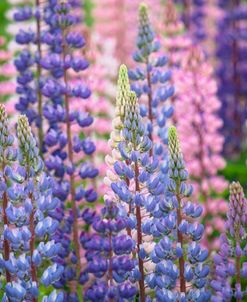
<box><xmin>13</xmin><ymin>0</ymin><xmax>45</xmax><ymax>151</ymax></box>
<box><xmin>30</xmin><ymin>1</ymin><xmax>98</xmax><ymax>299</ymax></box>
<box><xmin>81</xmin><ymin>200</ymin><xmax>137</xmax><ymax>301</ymax></box>
<box><xmin>162</xmin><ymin>0</ymin><xmax>192</xmax><ymax>69</ymax></box>
<box><xmin>174</xmin><ymin>46</ymin><xmax>228</xmax><ymax>249</ymax></box>
<box><xmin>129</xmin><ymin>3</ymin><xmax>174</xmax><ymax>184</ymax></box>
<box><xmin>174</xmin><ymin>0</ymin><xmax>206</xmax><ymax>42</ymax></box>
<box><xmin>0</xmin><ymin>105</ymin><xmax>63</xmax><ymax>302</ymax></box>
<box><xmin>216</xmin><ymin>0</ymin><xmax>247</xmax><ymax>156</ymax></box>
<box><xmin>0</xmin><ymin>37</ymin><xmax>16</xmax><ymax>114</ymax></box>
<box><xmin>78</xmin><ymin>33</ymin><xmax>117</xmax><ymax>195</ymax></box>
<box><xmin>145</xmin><ymin>126</ymin><xmax>211</xmax><ymax>301</ymax></box>
<box><xmin>211</xmin><ymin>181</ymin><xmax>247</xmax><ymax>301</ymax></box>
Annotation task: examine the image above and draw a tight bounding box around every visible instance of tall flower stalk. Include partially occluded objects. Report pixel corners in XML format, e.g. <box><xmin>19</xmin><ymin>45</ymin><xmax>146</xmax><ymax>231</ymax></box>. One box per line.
<box><xmin>174</xmin><ymin>46</ymin><xmax>227</xmax><ymax>249</ymax></box>
<box><xmin>147</xmin><ymin>126</ymin><xmax>210</xmax><ymax>301</ymax></box>
<box><xmin>129</xmin><ymin>3</ymin><xmax>174</xmax><ymax>164</ymax></box>
<box><xmin>14</xmin><ymin>0</ymin><xmax>44</xmax><ymax>153</ymax></box>
<box><xmin>93</xmin><ymin>0</ymin><xmax>162</xmax><ymax>66</ymax></box>
<box><xmin>162</xmin><ymin>0</ymin><xmax>192</xmax><ymax>69</ymax></box>
<box><xmin>174</xmin><ymin>0</ymin><xmax>206</xmax><ymax>41</ymax></box>
<box><xmin>61</xmin><ymin>11</ymin><xmax>81</xmax><ymax>278</ymax></box>
<box><xmin>40</xmin><ymin>2</ymin><xmax>98</xmax><ymax>299</ymax></box>
<box><xmin>105</xmin><ymin>64</ymin><xmax>132</xmax><ymax>235</ymax></box>
<box><xmin>0</xmin><ymin>105</ymin><xmax>63</xmax><ymax>302</ymax></box>
<box><xmin>110</xmin><ymin>87</ymin><xmax>170</xmax><ymax>301</ymax></box>
<box><xmin>216</xmin><ymin>0</ymin><xmax>247</xmax><ymax>156</ymax></box>
<box><xmin>211</xmin><ymin>181</ymin><xmax>247</xmax><ymax>301</ymax></box>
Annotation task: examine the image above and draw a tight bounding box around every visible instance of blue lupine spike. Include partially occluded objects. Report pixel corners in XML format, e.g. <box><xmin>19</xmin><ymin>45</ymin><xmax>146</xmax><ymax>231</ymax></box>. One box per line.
<box><xmin>148</xmin><ymin>126</ymin><xmax>210</xmax><ymax>301</ymax></box>
<box><xmin>33</xmin><ymin>1</ymin><xmax>100</xmax><ymax>295</ymax></box>
<box><xmin>216</xmin><ymin>1</ymin><xmax>247</xmax><ymax>156</ymax></box>
<box><xmin>129</xmin><ymin>3</ymin><xmax>174</xmax><ymax>191</ymax></box>
<box><xmin>0</xmin><ymin>106</ymin><xmax>62</xmax><ymax>300</ymax></box>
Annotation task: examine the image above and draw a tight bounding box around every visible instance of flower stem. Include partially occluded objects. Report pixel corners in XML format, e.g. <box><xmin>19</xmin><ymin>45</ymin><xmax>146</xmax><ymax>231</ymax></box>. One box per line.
<box><xmin>27</xmin><ymin>161</ymin><xmax>37</xmax><ymax>302</ymax></box>
<box><xmin>2</xmin><ymin>158</ymin><xmax>11</xmax><ymax>283</ymax></box>
<box><xmin>235</xmin><ymin>230</ymin><xmax>241</xmax><ymax>302</ymax></box>
<box><xmin>134</xmin><ymin>161</ymin><xmax>145</xmax><ymax>302</ymax></box>
<box><xmin>146</xmin><ymin>62</ymin><xmax>153</xmax><ymax>157</ymax></box>
<box><xmin>125</xmin><ymin>160</ymin><xmax>132</xmax><ymax>237</ymax></box>
<box><xmin>61</xmin><ymin>29</ymin><xmax>82</xmax><ymax>287</ymax></box>
<box><xmin>3</xmin><ymin>193</ymin><xmax>11</xmax><ymax>282</ymax></box>
<box><xmin>29</xmin><ymin>194</ymin><xmax>38</xmax><ymax>285</ymax></box>
<box><xmin>176</xmin><ymin>182</ymin><xmax>186</xmax><ymax>293</ymax></box>
<box><xmin>108</xmin><ymin>228</ymin><xmax>114</xmax><ymax>302</ymax></box>
<box><xmin>236</xmin><ymin>251</ymin><xmax>241</xmax><ymax>302</ymax></box>
<box><xmin>183</xmin><ymin>0</ymin><xmax>191</xmax><ymax>29</ymax></box>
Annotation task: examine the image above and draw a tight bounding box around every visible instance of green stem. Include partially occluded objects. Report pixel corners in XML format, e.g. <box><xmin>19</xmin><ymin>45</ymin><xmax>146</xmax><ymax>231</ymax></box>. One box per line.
<box><xmin>146</xmin><ymin>60</ymin><xmax>153</xmax><ymax>157</ymax></box>
<box><xmin>134</xmin><ymin>161</ymin><xmax>145</xmax><ymax>302</ymax></box>
<box><xmin>62</xmin><ymin>28</ymin><xmax>82</xmax><ymax>300</ymax></box>
<box><xmin>2</xmin><ymin>156</ymin><xmax>11</xmax><ymax>283</ymax></box>
<box><xmin>176</xmin><ymin>181</ymin><xmax>186</xmax><ymax>294</ymax></box>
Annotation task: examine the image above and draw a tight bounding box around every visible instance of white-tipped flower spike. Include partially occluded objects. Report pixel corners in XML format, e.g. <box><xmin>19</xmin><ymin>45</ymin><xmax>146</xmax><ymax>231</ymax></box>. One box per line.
<box><xmin>17</xmin><ymin>115</ymin><xmax>43</xmax><ymax>174</ymax></box>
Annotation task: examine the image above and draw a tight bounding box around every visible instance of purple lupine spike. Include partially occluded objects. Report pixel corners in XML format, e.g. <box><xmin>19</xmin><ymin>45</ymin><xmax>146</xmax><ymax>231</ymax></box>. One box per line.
<box><xmin>211</xmin><ymin>181</ymin><xmax>247</xmax><ymax>302</ymax></box>
<box><xmin>82</xmin><ymin>200</ymin><xmax>137</xmax><ymax>301</ymax></box>
<box><xmin>227</xmin><ymin>182</ymin><xmax>247</xmax><ymax>238</ymax></box>
<box><xmin>174</xmin><ymin>0</ymin><xmax>206</xmax><ymax>41</ymax></box>
<box><xmin>40</xmin><ymin>1</ymin><xmax>98</xmax><ymax>300</ymax></box>
<box><xmin>216</xmin><ymin>0</ymin><xmax>247</xmax><ymax>156</ymax></box>
<box><xmin>14</xmin><ymin>0</ymin><xmax>45</xmax><ymax>153</ymax></box>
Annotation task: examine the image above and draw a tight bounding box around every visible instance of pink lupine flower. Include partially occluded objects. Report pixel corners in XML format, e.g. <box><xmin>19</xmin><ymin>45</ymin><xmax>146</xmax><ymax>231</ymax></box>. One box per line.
<box><xmin>174</xmin><ymin>46</ymin><xmax>228</xmax><ymax>250</ymax></box>
<box><xmin>94</xmin><ymin>0</ymin><xmax>162</xmax><ymax>65</ymax></box>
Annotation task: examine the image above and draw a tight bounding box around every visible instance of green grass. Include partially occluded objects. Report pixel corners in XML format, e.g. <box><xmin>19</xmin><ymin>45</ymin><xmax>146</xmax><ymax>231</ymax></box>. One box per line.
<box><xmin>222</xmin><ymin>153</ymin><xmax>247</xmax><ymax>187</ymax></box>
<box><xmin>0</xmin><ymin>0</ymin><xmax>10</xmax><ymax>38</ymax></box>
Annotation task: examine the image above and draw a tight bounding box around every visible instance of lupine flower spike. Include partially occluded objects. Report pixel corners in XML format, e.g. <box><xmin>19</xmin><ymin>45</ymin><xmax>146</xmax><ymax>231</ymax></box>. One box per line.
<box><xmin>148</xmin><ymin>126</ymin><xmax>211</xmax><ymax>301</ymax></box>
<box><xmin>93</xmin><ymin>0</ymin><xmax>162</xmax><ymax>65</ymax></box>
<box><xmin>129</xmin><ymin>3</ymin><xmax>174</xmax><ymax>184</ymax></box>
<box><xmin>110</xmin><ymin>87</ymin><xmax>170</xmax><ymax>301</ymax></box>
<box><xmin>40</xmin><ymin>2</ymin><xmax>98</xmax><ymax>300</ymax></box>
<box><xmin>211</xmin><ymin>181</ymin><xmax>247</xmax><ymax>302</ymax></box>
<box><xmin>105</xmin><ymin>65</ymin><xmax>133</xmax><ymax>235</ymax></box>
<box><xmin>216</xmin><ymin>1</ymin><xmax>247</xmax><ymax>156</ymax></box>
<box><xmin>0</xmin><ymin>106</ymin><xmax>63</xmax><ymax>302</ymax></box>
<box><xmin>14</xmin><ymin>0</ymin><xmax>45</xmax><ymax>152</ymax></box>
<box><xmin>174</xmin><ymin>46</ymin><xmax>227</xmax><ymax>249</ymax></box>
<box><xmin>81</xmin><ymin>200</ymin><xmax>137</xmax><ymax>301</ymax></box>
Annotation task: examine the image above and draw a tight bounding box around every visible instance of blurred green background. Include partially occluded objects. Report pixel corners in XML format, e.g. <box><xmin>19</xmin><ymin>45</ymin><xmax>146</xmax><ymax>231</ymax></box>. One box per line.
<box><xmin>0</xmin><ymin>0</ymin><xmax>9</xmax><ymax>36</ymax></box>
